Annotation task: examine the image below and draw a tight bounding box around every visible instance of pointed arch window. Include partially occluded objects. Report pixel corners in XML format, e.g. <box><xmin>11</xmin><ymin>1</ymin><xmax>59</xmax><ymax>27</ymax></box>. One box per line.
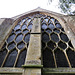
<box><xmin>41</xmin><ymin>15</ymin><xmax>75</xmax><ymax>68</ymax></box>
<box><xmin>0</xmin><ymin>12</ymin><xmax>75</xmax><ymax>75</ymax></box>
<box><xmin>0</xmin><ymin>16</ymin><xmax>33</xmax><ymax>67</ymax></box>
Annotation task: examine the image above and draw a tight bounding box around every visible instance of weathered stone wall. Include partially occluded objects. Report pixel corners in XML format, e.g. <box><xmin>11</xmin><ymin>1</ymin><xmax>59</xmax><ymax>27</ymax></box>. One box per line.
<box><xmin>0</xmin><ymin>73</ymin><xmax>22</xmax><ymax>75</ymax></box>
<box><xmin>67</xmin><ymin>16</ymin><xmax>75</xmax><ymax>34</ymax></box>
<box><xmin>0</xmin><ymin>18</ymin><xmax>5</xmax><ymax>25</ymax></box>
<box><xmin>0</xmin><ymin>68</ymin><xmax>24</xmax><ymax>75</ymax></box>
<box><xmin>63</xmin><ymin>15</ymin><xmax>75</xmax><ymax>34</ymax></box>
<box><xmin>23</xmin><ymin>18</ymin><xmax>42</xmax><ymax>75</ymax></box>
<box><xmin>63</xmin><ymin>15</ymin><xmax>75</xmax><ymax>48</ymax></box>
<box><xmin>0</xmin><ymin>18</ymin><xmax>14</xmax><ymax>49</ymax></box>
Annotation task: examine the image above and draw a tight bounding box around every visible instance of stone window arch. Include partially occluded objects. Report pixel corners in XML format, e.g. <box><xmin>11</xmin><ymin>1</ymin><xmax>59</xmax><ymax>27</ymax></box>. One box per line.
<box><xmin>41</xmin><ymin>14</ymin><xmax>75</xmax><ymax>68</ymax></box>
<box><xmin>0</xmin><ymin>8</ymin><xmax>75</xmax><ymax>75</ymax></box>
<box><xmin>0</xmin><ymin>15</ymin><xmax>34</xmax><ymax>67</ymax></box>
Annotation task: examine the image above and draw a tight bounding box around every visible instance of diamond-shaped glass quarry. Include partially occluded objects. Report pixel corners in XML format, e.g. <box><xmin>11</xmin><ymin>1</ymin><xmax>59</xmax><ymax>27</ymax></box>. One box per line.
<box><xmin>7</xmin><ymin>33</ymin><xmax>15</xmax><ymax>43</ymax></box>
<box><xmin>47</xmin><ymin>41</ymin><xmax>56</xmax><ymax>50</ymax></box>
<box><xmin>51</xmin><ymin>33</ymin><xmax>59</xmax><ymax>42</ymax></box>
<box><xmin>42</xmin><ymin>23</ymin><xmax>47</xmax><ymax>29</ymax></box>
<box><xmin>17</xmin><ymin>41</ymin><xmax>25</xmax><ymax>50</ymax></box>
<box><xmin>7</xmin><ymin>42</ymin><xmax>16</xmax><ymax>50</ymax></box>
<box><xmin>15</xmin><ymin>33</ymin><xmax>23</xmax><ymax>43</ymax></box>
<box><xmin>42</xmin><ymin>32</ymin><xmax>50</xmax><ymax>43</ymax></box>
<box><xmin>46</xmin><ymin>28</ymin><xmax>52</xmax><ymax>33</ymax></box>
<box><xmin>60</xmin><ymin>32</ymin><xmax>69</xmax><ymax>42</ymax></box>
<box><xmin>58</xmin><ymin>41</ymin><xmax>67</xmax><ymax>49</ymax></box>
<box><xmin>24</xmin><ymin>33</ymin><xmax>30</xmax><ymax>43</ymax></box>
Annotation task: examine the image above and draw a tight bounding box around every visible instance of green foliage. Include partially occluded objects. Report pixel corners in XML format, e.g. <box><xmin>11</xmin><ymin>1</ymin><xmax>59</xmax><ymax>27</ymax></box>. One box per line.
<box><xmin>48</xmin><ymin>0</ymin><xmax>75</xmax><ymax>15</ymax></box>
<box><xmin>59</xmin><ymin>0</ymin><xmax>75</xmax><ymax>14</ymax></box>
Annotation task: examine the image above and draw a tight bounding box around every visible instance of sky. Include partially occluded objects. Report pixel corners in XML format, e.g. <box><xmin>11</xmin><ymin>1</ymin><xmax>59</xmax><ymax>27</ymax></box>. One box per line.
<box><xmin>0</xmin><ymin>0</ymin><xmax>62</xmax><ymax>18</ymax></box>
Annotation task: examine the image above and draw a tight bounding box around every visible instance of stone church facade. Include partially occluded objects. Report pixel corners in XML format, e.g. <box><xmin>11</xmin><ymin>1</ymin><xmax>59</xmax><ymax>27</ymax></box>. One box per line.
<box><xmin>0</xmin><ymin>8</ymin><xmax>75</xmax><ymax>75</ymax></box>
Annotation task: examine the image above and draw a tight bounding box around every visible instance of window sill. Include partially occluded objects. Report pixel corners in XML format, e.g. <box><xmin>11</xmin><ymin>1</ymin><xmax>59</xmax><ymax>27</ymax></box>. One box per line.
<box><xmin>43</xmin><ymin>68</ymin><xmax>75</xmax><ymax>75</ymax></box>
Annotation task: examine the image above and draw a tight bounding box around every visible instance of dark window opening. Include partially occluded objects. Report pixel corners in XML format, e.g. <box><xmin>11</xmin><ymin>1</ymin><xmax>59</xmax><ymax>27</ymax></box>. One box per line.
<box><xmin>0</xmin><ymin>16</ymin><xmax>33</xmax><ymax>67</ymax></box>
<box><xmin>41</xmin><ymin>15</ymin><xmax>74</xmax><ymax>68</ymax></box>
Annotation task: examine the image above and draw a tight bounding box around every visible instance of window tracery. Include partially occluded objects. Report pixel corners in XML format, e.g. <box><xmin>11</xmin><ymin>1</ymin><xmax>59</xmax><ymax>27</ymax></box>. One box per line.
<box><xmin>0</xmin><ymin>17</ymin><xmax>33</xmax><ymax>67</ymax></box>
<box><xmin>41</xmin><ymin>15</ymin><xmax>75</xmax><ymax>68</ymax></box>
<box><xmin>0</xmin><ymin>13</ymin><xmax>75</xmax><ymax>69</ymax></box>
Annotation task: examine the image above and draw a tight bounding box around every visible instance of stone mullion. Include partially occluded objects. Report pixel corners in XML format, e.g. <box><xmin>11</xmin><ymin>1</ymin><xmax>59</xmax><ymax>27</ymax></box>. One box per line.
<box><xmin>22</xmin><ymin>18</ymin><xmax>42</xmax><ymax>75</ymax></box>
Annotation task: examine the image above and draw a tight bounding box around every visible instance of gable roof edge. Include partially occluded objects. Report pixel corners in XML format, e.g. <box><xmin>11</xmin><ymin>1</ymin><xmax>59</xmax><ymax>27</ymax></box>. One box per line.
<box><xmin>12</xmin><ymin>7</ymin><xmax>65</xmax><ymax>20</ymax></box>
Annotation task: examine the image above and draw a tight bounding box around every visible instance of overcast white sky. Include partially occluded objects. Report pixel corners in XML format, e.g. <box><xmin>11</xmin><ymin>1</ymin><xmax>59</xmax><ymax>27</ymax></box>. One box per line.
<box><xmin>0</xmin><ymin>0</ymin><xmax>62</xmax><ymax>18</ymax></box>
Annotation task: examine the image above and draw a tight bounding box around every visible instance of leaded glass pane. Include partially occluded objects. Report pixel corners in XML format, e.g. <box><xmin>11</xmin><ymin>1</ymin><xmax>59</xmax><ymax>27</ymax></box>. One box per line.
<box><xmin>41</xmin><ymin>15</ymin><xmax>75</xmax><ymax>68</ymax></box>
<box><xmin>0</xmin><ymin>16</ymin><xmax>33</xmax><ymax>67</ymax></box>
